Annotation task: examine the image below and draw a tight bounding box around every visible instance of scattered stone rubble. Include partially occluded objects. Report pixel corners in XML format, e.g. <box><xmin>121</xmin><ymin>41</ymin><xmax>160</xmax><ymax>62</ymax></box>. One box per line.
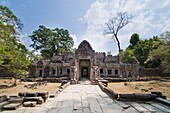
<box><xmin>0</xmin><ymin>80</ymin><xmax>70</xmax><ymax>111</ymax></box>
<box><xmin>0</xmin><ymin>92</ymin><xmax>48</xmax><ymax>111</ymax></box>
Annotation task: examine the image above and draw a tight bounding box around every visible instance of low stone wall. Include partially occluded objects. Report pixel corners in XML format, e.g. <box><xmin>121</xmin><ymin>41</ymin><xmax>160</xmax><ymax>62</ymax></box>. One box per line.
<box><xmin>139</xmin><ymin>68</ymin><xmax>170</xmax><ymax>77</ymax></box>
<box><xmin>98</xmin><ymin>82</ymin><xmax>118</xmax><ymax>99</ymax></box>
<box><xmin>21</xmin><ymin>77</ymin><xmax>68</xmax><ymax>83</ymax></box>
<box><xmin>98</xmin><ymin>82</ymin><xmax>167</xmax><ymax>102</ymax></box>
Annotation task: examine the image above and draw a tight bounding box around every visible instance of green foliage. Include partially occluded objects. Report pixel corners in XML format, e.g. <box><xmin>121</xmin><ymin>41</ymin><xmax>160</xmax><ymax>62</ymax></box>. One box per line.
<box><xmin>120</xmin><ymin>31</ymin><xmax>170</xmax><ymax>73</ymax></box>
<box><xmin>147</xmin><ymin>33</ymin><xmax>170</xmax><ymax>72</ymax></box>
<box><xmin>130</xmin><ymin>36</ymin><xmax>160</xmax><ymax>66</ymax></box>
<box><xmin>30</xmin><ymin>25</ymin><xmax>74</xmax><ymax>58</ymax></box>
<box><xmin>120</xmin><ymin>34</ymin><xmax>162</xmax><ymax>67</ymax></box>
<box><xmin>129</xmin><ymin>33</ymin><xmax>140</xmax><ymax>47</ymax></box>
<box><xmin>0</xmin><ymin>5</ymin><xmax>23</xmax><ymax>31</ymax></box>
<box><xmin>120</xmin><ymin>48</ymin><xmax>135</xmax><ymax>63</ymax></box>
<box><xmin>0</xmin><ymin>5</ymin><xmax>30</xmax><ymax>82</ymax></box>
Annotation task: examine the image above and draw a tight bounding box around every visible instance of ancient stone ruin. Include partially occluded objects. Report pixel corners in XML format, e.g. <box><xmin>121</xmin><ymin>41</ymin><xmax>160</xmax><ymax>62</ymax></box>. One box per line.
<box><xmin>29</xmin><ymin>40</ymin><xmax>139</xmax><ymax>81</ymax></box>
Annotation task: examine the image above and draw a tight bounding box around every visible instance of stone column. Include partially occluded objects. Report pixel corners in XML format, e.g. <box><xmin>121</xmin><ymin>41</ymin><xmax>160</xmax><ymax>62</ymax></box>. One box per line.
<box><xmin>75</xmin><ymin>59</ymin><xmax>79</xmax><ymax>81</ymax></box>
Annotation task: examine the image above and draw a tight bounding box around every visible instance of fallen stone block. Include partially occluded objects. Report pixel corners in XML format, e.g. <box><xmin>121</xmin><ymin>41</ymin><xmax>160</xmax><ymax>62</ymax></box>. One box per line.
<box><xmin>25</xmin><ymin>92</ymin><xmax>38</xmax><ymax>97</ymax></box>
<box><xmin>0</xmin><ymin>101</ymin><xmax>9</xmax><ymax>110</ymax></box>
<box><xmin>24</xmin><ymin>97</ymin><xmax>44</xmax><ymax>104</ymax></box>
<box><xmin>23</xmin><ymin>101</ymin><xmax>36</xmax><ymax>107</ymax></box>
<box><xmin>2</xmin><ymin>103</ymin><xmax>22</xmax><ymax>110</ymax></box>
<box><xmin>18</xmin><ymin>92</ymin><xmax>26</xmax><ymax>97</ymax></box>
<box><xmin>8</xmin><ymin>97</ymin><xmax>23</xmax><ymax>103</ymax></box>
<box><xmin>49</xmin><ymin>94</ymin><xmax>55</xmax><ymax>98</ymax></box>
<box><xmin>37</xmin><ymin>92</ymin><xmax>48</xmax><ymax>102</ymax></box>
<box><xmin>0</xmin><ymin>95</ymin><xmax>8</xmax><ymax>103</ymax></box>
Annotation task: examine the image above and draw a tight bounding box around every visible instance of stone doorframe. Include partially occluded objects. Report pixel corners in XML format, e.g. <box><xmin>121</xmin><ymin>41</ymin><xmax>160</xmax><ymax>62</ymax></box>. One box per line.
<box><xmin>78</xmin><ymin>59</ymin><xmax>91</xmax><ymax>80</ymax></box>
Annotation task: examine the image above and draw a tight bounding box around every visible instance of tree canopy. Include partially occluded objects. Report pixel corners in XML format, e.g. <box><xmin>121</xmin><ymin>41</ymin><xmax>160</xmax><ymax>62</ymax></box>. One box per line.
<box><xmin>120</xmin><ymin>32</ymin><xmax>170</xmax><ymax>73</ymax></box>
<box><xmin>0</xmin><ymin>5</ymin><xmax>30</xmax><ymax>85</ymax></box>
<box><xmin>146</xmin><ymin>32</ymin><xmax>170</xmax><ymax>72</ymax></box>
<box><xmin>129</xmin><ymin>33</ymin><xmax>140</xmax><ymax>47</ymax></box>
<box><xmin>30</xmin><ymin>25</ymin><xmax>74</xmax><ymax>58</ymax></box>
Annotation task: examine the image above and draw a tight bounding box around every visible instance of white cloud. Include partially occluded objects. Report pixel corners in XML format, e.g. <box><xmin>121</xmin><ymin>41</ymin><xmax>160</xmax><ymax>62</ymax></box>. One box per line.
<box><xmin>70</xmin><ymin>34</ymin><xmax>78</xmax><ymax>48</ymax></box>
<box><xmin>83</xmin><ymin>1</ymin><xmax>110</xmax><ymax>32</ymax></box>
<box><xmin>20</xmin><ymin>33</ymin><xmax>33</xmax><ymax>51</ymax></box>
<box><xmin>80</xmin><ymin>0</ymin><xmax>170</xmax><ymax>55</ymax></box>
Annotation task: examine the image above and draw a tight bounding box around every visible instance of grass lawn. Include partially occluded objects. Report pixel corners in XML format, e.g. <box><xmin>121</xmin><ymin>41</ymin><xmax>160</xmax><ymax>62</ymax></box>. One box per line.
<box><xmin>108</xmin><ymin>81</ymin><xmax>170</xmax><ymax>99</ymax></box>
<box><xmin>0</xmin><ymin>78</ymin><xmax>61</xmax><ymax>96</ymax></box>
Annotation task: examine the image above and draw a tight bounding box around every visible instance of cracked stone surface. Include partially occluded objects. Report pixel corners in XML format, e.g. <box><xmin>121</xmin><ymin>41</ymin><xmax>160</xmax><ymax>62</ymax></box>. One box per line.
<box><xmin>2</xmin><ymin>84</ymin><xmax>170</xmax><ymax>113</ymax></box>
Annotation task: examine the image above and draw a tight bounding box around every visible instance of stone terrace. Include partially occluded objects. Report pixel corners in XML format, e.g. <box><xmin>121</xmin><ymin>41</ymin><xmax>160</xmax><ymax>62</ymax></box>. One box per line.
<box><xmin>2</xmin><ymin>83</ymin><xmax>170</xmax><ymax>113</ymax></box>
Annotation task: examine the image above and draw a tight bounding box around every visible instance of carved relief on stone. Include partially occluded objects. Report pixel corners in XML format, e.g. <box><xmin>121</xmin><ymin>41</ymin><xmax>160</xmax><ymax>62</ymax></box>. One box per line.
<box><xmin>75</xmin><ymin>40</ymin><xmax>95</xmax><ymax>58</ymax></box>
<box><xmin>70</xmin><ymin>66</ymin><xmax>76</xmax><ymax>80</ymax></box>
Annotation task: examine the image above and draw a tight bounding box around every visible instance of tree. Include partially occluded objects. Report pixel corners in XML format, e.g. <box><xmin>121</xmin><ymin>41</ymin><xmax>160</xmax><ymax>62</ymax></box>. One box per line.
<box><xmin>160</xmin><ymin>31</ymin><xmax>170</xmax><ymax>42</ymax></box>
<box><xmin>129</xmin><ymin>33</ymin><xmax>140</xmax><ymax>47</ymax></box>
<box><xmin>30</xmin><ymin>25</ymin><xmax>74</xmax><ymax>58</ymax></box>
<box><xmin>104</xmin><ymin>12</ymin><xmax>132</xmax><ymax>63</ymax></box>
<box><xmin>0</xmin><ymin>6</ymin><xmax>23</xmax><ymax>32</ymax></box>
<box><xmin>119</xmin><ymin>48</ymin><xmax>135</xmax><ymax>63</ymax></box>
<box><xmin>8</xmin><ymin>43</ymin><xmax>30</xmax><ymax>85</ymax></box>
<box><xmin>146</xmin><ymin>32</ymin><xmax>170</xmax><ymax>72</ymax></box>
<box><xmin>133</xmin><ymin>36</ymin><xmax>160</xmax><ymax>66</ymax></box>
<box><xmin>0</xmin><ymin>5</ymin><xmax>30</xmax><ymax>85</ymax></box>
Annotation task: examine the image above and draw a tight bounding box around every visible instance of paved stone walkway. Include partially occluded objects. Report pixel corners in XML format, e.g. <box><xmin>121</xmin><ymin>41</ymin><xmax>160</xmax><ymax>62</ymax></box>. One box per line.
<box><xmin>2</xmin><ymin>84</ymin><xmax>170</xmax><ymax>113</ymax></box>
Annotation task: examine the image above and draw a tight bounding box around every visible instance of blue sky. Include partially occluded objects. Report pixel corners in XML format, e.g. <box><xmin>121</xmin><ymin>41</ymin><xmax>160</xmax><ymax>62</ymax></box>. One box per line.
<box><xmin>1</xmin><ymin>0</ymin><xmax>170</xmax><ymax>55</ymax></box>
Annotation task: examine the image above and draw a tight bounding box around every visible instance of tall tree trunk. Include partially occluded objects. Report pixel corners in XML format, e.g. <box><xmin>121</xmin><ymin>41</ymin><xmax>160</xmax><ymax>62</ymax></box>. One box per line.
<box><xmin>115</xmin><ymin>36</ymin><xmax>121</xmax><ymax>63</ymax></box>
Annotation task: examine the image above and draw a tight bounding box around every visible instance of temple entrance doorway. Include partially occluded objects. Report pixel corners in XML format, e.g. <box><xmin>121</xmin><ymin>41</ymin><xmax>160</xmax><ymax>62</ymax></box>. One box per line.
<box><xmin>81</xmin><ymin>67</ymin><xmax>89</xmax><ymax>78</ymax></box>
<box><xmin>39</xmin><ymin>70</ymin><xmax>42</xmax><ymax>77</ymax></box>
<box><xmin>79</xmin><ymin>59</ymin><xmax>90</xmax><ymax>80</ymax></box>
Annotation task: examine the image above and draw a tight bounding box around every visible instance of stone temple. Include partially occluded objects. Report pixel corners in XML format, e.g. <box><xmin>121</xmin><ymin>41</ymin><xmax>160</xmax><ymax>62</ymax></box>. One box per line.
<box><xmin>29</xmin><ymin>40</ymin><xmax>139</xmax><ymax>81</ymax></box>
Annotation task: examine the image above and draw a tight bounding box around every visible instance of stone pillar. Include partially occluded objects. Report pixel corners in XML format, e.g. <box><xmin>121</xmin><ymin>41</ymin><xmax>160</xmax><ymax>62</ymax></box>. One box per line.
<box><xmin>90</xmin><ymin>68</ymin><xmax>94</xmax><ymax>80</ymax></box>
<box><xmin>75</xmin><ymin>59</ymin><xmax>79</xmax><ymax>81</ymax></box>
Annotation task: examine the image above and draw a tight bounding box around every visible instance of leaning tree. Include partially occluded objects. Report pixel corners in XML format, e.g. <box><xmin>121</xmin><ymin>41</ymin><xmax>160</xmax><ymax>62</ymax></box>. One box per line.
<box><xmin>104</xmin><ymin>12</ymin><xmax>133</xmax><ymax>63</ymax></box>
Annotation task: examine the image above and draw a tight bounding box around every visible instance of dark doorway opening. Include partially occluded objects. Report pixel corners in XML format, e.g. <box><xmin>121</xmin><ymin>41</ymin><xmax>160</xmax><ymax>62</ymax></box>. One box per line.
<box><xmin>81</xmin><ymin>67</ymin><xmax>89</xmax><ymax>78</ymax></box>
<box><xmin>39</xmin><ymin>70</ymin><xmax>42</xmax><ymax>77</ymax></box>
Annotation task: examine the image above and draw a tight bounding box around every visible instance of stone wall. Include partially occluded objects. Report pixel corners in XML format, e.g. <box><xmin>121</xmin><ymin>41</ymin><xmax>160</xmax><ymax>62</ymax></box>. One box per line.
<box><xmin>105</xmin><ymin>55</ymin><xmax>118</xmax><ymax>63</ymax></box>
<box><xmin>95</xmin><ymin>52</ymin><xmax>105</xmax><ymax>62</ymax></box>
<box><xmin>139</xmin><ymin>67</ymin><xmax>170</xmax><ymax>77</ymax></box>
